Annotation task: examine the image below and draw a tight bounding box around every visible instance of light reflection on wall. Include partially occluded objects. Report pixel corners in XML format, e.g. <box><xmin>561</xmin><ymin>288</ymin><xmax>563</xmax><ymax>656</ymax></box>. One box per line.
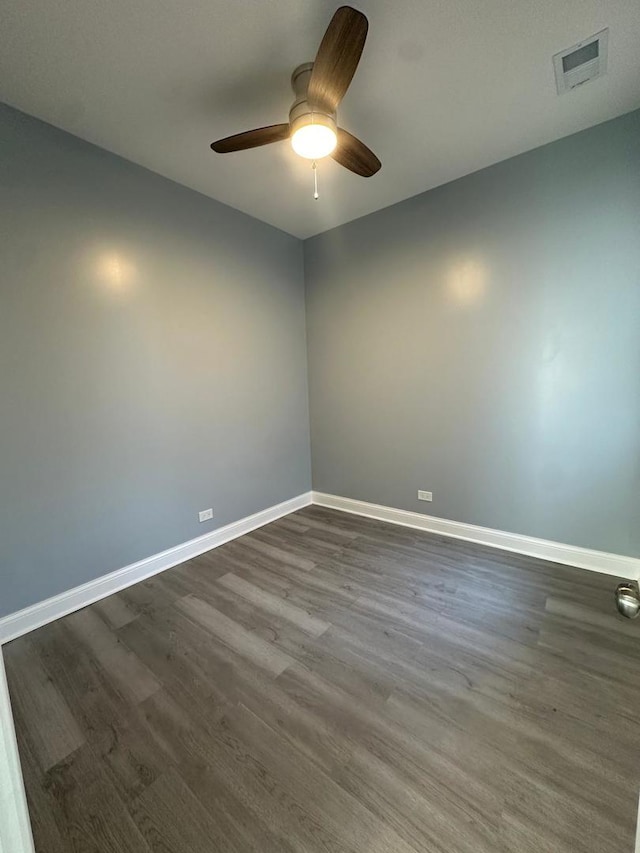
<box><xmin>446</xmin><ymin>259</ymin><xmax>487</xmax><ymax>306</ymax></box>
<box><xmin>94</xmin><ymin>251</ymin><xmax>137</xmax><ymax>291</ymax></box>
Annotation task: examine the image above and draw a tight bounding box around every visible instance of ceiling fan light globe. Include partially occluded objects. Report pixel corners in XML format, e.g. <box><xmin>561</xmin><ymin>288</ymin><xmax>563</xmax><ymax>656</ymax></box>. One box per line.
<box><xmin>291</xmin><ymin>123</ymin><xmax>337</xmax><ymax>160</ymax></box>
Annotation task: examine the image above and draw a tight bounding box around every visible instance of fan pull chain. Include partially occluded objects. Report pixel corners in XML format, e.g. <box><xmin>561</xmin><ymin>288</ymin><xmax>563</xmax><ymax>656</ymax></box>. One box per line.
<box><xmin>312</xmin><ymin>160</ymin><xmax>319</xmax><ymax>200</ymax></box>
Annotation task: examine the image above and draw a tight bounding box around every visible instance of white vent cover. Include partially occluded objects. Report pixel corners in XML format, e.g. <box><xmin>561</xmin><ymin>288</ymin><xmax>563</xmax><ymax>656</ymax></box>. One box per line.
<box><xmin>553</xmin><ymin>29</ymin><xmax>608</xmax><ymax>94</ymax></box>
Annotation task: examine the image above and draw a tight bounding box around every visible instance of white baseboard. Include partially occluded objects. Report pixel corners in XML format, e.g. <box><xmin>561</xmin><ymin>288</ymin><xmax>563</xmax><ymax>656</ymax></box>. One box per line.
<box><xmin>0</xmin><ymin>492</ymin><xmax>312</xmax><ymax>645</ymax></box>
<box><xmin>2</xmin><ymin>488</ymin><xmax>636</xmax><ymax>647</ymax></box>
<box><xmin>0</xmin><ymin>651</ymin><xmax>34</xmax><ymax>853</ymax></box>
<box><xmin>312</xmin><ymin>492</ymin><xmax>640</xmax><ymax>580</ymax></box>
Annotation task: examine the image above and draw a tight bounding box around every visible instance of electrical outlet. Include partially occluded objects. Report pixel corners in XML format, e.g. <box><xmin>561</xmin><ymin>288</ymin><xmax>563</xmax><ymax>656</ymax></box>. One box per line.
<box><xmin>199</xmin><ymin>508</ymin><xmax>213</xmax><ymax>522</ymax></box>
<box><xmin>418</xmin><ymin>490</ymin><xmax>433</xmax><ymax>502</ymax></box>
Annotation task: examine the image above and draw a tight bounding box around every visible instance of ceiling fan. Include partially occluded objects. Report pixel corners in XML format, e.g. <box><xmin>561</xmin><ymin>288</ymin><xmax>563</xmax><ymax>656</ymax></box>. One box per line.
<box><xmin>210</xmin><ymin>6</ymin><xmax>381</xmax><ymax>178</ymax></box>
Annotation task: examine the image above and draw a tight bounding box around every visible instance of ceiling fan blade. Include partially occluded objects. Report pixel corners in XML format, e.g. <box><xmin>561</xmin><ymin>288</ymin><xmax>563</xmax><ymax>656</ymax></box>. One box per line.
<box><xmin>211</xmin><ymin>124</ymin><xmax>290</xmax><ymax>153</ymax></box>
<box><xmin>332</xmin><ymin>128</ymin><xmax>381</xmax><ymax>177</ymax></box>
<box><xmin>307</xmin><ymin>6</ymin><xmax>368</xmax><ymax>114</ymax></box>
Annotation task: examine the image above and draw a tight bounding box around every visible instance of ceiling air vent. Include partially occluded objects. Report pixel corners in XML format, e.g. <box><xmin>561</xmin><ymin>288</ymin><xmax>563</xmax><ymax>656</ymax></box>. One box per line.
<box><xmin>553</xmin><ymin>29</ymin><xmax>608</xmax><ymax>94</ymax></box>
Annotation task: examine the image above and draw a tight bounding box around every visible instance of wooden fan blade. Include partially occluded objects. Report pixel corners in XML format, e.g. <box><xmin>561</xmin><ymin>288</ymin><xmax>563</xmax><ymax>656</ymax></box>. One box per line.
<box><xmin>332</xmin><ymin>128</ymin><xmax>381</xmax><ymax>177</ymax></box>
<box><xmin>211</xmin><ymin>124</ymin><xmax>290</xmax><ymax>153</ymax></box>
<box><xmin>307</xmin><ymin>6</ymin><xmax>368</xmax><ymax>114</ymax></box>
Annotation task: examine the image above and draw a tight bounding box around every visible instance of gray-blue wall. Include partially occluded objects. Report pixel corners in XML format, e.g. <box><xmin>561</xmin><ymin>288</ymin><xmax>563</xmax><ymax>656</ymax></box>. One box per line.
<box><xmin>304</xmin><ymin>110</ymin><xmax>640</xmax><ymax>558</ymax></box>
<box><xmin>2</xmin><ymin>104</ymin><xmax>638</xmax><ymax>620</ymax></box>
<box><xmin>0</xmin><ymin>104</ymin><xmax>311</xmax><ymax>617</ymax></box>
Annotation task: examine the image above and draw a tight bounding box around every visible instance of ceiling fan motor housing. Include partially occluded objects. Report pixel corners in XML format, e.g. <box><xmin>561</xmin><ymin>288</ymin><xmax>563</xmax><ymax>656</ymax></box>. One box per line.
<box><xmin>289</xmin><ymin>62</ymin><xmax>337</xmax><ymax>138</ymax></box>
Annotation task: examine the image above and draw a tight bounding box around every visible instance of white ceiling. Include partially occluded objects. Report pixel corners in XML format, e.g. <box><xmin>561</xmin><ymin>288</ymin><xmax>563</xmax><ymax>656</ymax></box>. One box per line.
<box><xmin>1</xmin><ymin>0</ymin><xmax>639</xmax><ymax>238</ymax></box>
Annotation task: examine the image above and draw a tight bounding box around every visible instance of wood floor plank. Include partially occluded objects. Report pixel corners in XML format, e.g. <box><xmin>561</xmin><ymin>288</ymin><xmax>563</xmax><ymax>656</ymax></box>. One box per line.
<box><xmin>129</xmin><ymin>768</ymin><xmax>251</xmax><ymax>853</ymax></box>
<box><xmin>64</xmin><ymin>607</ymin><xmax>161</xmax><ymax>704</ymax></box>
<box><xmin>177</xmin><ymin>595</ymin><xmax>296</xmax><ymax>676</ymax></box>
<box><xmin>276</xmin><ymin>662</ymin><xmax>503</xmax><ymax>851</ymax></box>
<box><xmin>93</xmin><ymin>594</ymin><xmax>139</xmax><ymax>630</ymax></box>
<box><xmin>228</xmin><ymin>701</ymin><xmax>421</xmax><ymax>853</ymax></box>
<box><xmin>28</xmin><ymin>619</ymin><xmax>143</xmax><ymax>739</ymax></box>
<box><xmin>118</xmin><ymin>604</ymin><xmax>248</xmax><ymax>727</ymax></box>
<box><xmin>45</xmin><ymin>744</ymin><xmax>152</xmax><ymax>853</ymax></box>
<box><xmin>3</xmin><ymin>638</ymin><xmax>85</xmax><ymax>772</ymax></box>
<box><xmin>9</xmin><ymin>712</ymin><xmax>69</xmax><ymax>853</ymax></box>
<box><xmin>217</xmin><ymin>572</ymin><xmax>331</xmax><ymax>637</ymax></box>
<box><xmin>5</xmin><ymin>505</ymin><xmax>639</xmax><ymax>853</ymax></box>
<box><xmin>87</xmin><ymin>708</ymin><xmax>168</xmax><ymax>801</ymax></box>
<box><xmin>237</xmin><ymin>534</ymin><xmax>316</xmax><ymax>571</ymax></box>
<box><xmin>141</xmin><ymin>688</ymin><xmax>332</xmax><ymax>853</ymax></box>
<box><xmin>289</xmin><ymin>511</ymin><xmax>359</xmax><ymax>540</ymax></box>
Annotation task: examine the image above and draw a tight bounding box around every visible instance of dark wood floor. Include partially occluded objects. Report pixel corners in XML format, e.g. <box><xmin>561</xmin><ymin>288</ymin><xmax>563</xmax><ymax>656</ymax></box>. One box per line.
<box><xmin>5</xmin><ymin>506</ymin><xmax>640</xmax><ymax>852</ymax></box>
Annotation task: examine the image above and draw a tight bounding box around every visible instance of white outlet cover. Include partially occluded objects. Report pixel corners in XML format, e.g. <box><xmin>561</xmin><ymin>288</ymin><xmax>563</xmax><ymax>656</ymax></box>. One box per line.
<box><xmin>418</xmin><ymin>491</ymin><xmax>433</xmax><ymax>502</ymax></box>
<box><xmin>199</xmin><ymin>508</ymin><xmax>213</xmax><ymax>522</ymax></box>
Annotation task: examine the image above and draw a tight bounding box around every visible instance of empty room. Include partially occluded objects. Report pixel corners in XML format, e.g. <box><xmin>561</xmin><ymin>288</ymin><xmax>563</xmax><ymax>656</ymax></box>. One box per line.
<box><xmin>1</xmin><ymin>1</ymin><xmax>639</xmax><ymax>851</ymax></box>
